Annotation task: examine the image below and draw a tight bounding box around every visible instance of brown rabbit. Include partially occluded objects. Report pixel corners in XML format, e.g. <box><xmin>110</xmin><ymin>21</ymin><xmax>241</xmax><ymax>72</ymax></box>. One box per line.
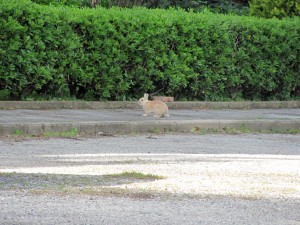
<box><xmin>138</xmin><ymin>94</ymin><xmax>169</xmax><ymax>118</ymax></box>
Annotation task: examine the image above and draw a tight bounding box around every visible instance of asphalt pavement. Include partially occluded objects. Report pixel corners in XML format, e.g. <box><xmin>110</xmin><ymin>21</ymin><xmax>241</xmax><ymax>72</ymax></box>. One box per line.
<box><xmin>0</xmin><ymin>101</ymin><xmax>299</xmax><ymax>135</ymax></box>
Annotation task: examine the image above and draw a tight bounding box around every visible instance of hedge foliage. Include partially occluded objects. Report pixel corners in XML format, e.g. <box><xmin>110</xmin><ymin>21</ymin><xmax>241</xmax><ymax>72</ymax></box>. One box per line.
<box><xmin>30</xmin><ymin>0</ymin><xmax>250</xmax><ymax>15</ymax></box>
<box><xmin>0</xmin><ymin>0</ymin><xmax>299</xmax><ymax>101</ymax></box>
<box><xmin>31</xmin><ymin>0</ymin><xmax>91</xmax><ymax>7</ymax></box>
<box><xmin>250</xmin><ymin>0</ymin><xmax>300</xmax><ymax>19</ymax></box>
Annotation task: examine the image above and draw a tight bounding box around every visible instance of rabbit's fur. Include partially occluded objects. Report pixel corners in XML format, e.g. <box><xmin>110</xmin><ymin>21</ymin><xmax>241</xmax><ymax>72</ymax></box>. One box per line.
<box><xmin>138</xmin><ymin>94</ymin><xmax>169</xmax><ymax>118</ymax></box>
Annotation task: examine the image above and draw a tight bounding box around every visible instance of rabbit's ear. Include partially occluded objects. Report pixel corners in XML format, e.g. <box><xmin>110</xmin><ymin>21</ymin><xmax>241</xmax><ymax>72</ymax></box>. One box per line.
<box><xmin>144</xmin><ymin>93</ymin><xmax>149</xmax><ymax>99</ymax></box>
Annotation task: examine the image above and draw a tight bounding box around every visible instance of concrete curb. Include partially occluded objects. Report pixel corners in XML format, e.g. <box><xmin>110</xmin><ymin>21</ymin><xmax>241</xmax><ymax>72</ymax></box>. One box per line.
<box><xmin>1</xmin><ymin>120</ymin><xmax>299</xmax><ymax>136</ymax></box>
<box><xmin>0</xmin><ymin>100</ymin><xmax>300</xmax><ymax>110</ymax></box>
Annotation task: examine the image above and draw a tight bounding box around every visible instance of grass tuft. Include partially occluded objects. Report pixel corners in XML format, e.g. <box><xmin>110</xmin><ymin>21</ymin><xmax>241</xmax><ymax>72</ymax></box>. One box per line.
<box><xmin>106</xmin><ymin>171</ymin><xmax>164</xmax><ymax>180</ymax></box>
<box><xmin>43</xmin><ymin>127</ymin><xmax>78</xmax><ymax>138</ymax></box>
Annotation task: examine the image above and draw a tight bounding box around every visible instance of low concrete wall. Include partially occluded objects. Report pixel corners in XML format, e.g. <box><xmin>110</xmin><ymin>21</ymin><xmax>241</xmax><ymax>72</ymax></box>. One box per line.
<box><xmin>1</xmin><ymin>120</ymin><xmax>299</xmax><ymax>136</ymax></box>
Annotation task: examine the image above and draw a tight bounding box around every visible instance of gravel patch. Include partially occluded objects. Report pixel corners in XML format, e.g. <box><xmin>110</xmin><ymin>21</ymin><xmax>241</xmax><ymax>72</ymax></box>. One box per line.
<box><xmin>1</xmin><ymin>190</ymin><xmax>299</xmax><ymax>225</ymax></box>
<box><xmin>0</xmin><ymin>134</ymin><xmax>299</xmax><ymax>224</ymax></box>
<box><xmin>1</xmin><ymin>134</ymin><xmax>299</xmax><ymax>199</ymax></box>
<box><xmin>1</xmin><ymin>153</ymin><xmax>299</xmax><ymax>199</ymax></box>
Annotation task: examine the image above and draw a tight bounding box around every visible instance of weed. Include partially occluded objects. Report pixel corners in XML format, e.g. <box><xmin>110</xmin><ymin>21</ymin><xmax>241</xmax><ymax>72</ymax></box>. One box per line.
<box><xmin>191</xmin><ymin>127</ymin><xmax>300</xmax><ymax>135</ymax></box>
<box><xmin>13</xmin><ymin>129</ymin><xmax>24</xmax><ymax>135</ymax></box>
<box><xmin>43</xmin><ymin>127</ymin><xmax>78</xmax><ymax>138</ymax></box>
<box><xmin>267</xmin><ymin>128</ymin><xmax>300</xmax><ymax>134</ymax></box>
<box><xmin>222</xmin><ymin>127</ymin><xmax>252</xmax><ymax>134</ymax></box>
<box><xmin>147</xmin><ymin>128</ymin><xmax>162</xmax><ymax>134</ymax></box>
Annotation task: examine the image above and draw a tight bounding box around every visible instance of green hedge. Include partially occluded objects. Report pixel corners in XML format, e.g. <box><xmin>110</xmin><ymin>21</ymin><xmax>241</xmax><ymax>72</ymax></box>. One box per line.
<box><xmin>250</xmin><ymin>0</ymin><xmax>300</xmax><ymax>19</ymax></box>
<box><xmin>30</xmin><ymin>0</ymin><xmax>91</xmax><ymax>7</ymax></box>
<box><xmin>30</xmin><ymin>0</ymin><xmax>250</xmax><ymax>15</ymax></box>
<box><xmin>0</xmin><ymin>0</ymin><xmax>299</xmax><ymax>100</ymax></box>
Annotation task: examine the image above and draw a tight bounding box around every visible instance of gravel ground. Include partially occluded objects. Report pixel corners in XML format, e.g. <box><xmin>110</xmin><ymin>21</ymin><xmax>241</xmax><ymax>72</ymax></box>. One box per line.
<box><xmin>0</xmin><ymin>134</ymin><xmax>300</xmax><ymax>224</ymax></box>
<box><xmin>1</xmin><ymin>190</ymin><xmax>299</xmax><ymax>225</ymax></box>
